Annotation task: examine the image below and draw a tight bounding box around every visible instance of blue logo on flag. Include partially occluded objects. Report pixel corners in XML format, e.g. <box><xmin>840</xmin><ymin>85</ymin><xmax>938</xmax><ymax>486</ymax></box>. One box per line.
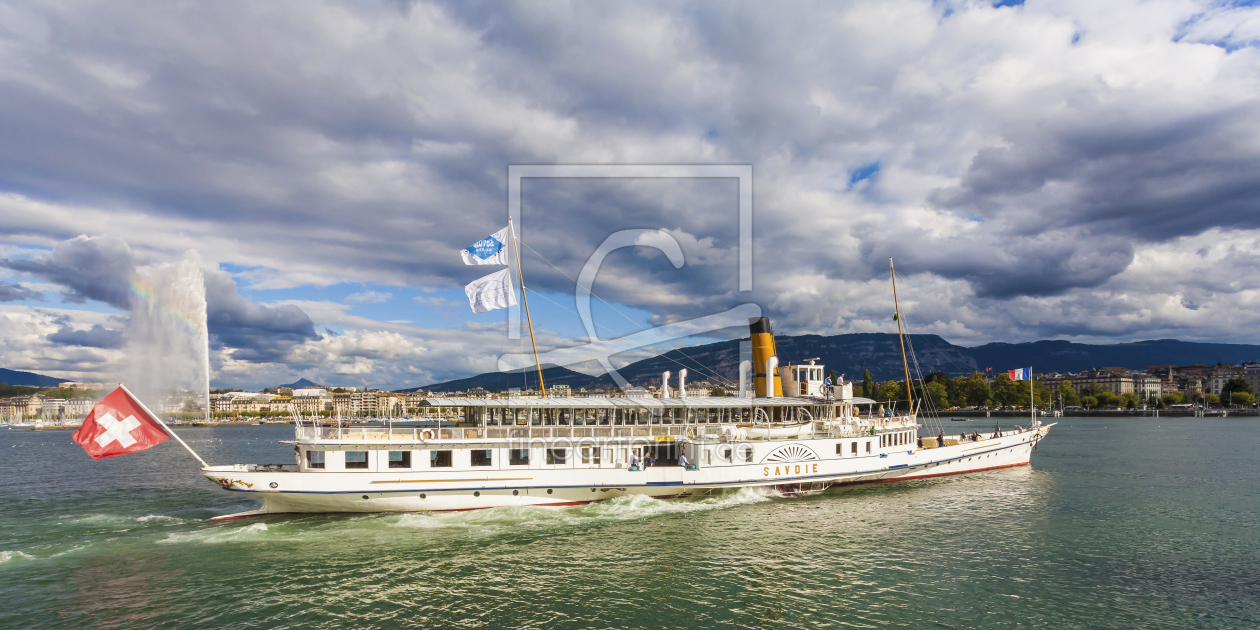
<box><xmin>465</xmin><ymin>236</ymin><xmax>504</xmax><ymax>261</ymax></box>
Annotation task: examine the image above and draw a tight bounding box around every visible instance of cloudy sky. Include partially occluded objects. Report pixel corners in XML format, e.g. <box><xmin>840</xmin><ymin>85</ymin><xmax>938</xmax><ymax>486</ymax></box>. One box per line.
<box><xmin>1</xmin><ymin>0</ymin><xmax>1259</xmax><ymax>390</ymax></box>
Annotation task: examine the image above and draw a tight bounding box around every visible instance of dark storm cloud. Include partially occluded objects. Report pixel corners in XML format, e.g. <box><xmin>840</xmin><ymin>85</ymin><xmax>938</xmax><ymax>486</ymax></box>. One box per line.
<box><xmin>5</xmin><ymin>234</ymin><xmax>318</xmax><ymax>363</ymax></box>
<box><xmin>47</xmin><ymin>323</ymin><xmax>126</xmax><ymax>349</ymax></box>
<box><xmin>2</xmin><ymin>235</ymin><xmax>139</xmax><ymax>308</ymax></box>
<box><xmin>203</xmin><ymin>267</ymin><xmax>319</xmax><ymax>362</ymax></box>
<box><xmin>0</xmin><ymin>281</ymin><xmax>43</xmax><ymax>302</ymax></box>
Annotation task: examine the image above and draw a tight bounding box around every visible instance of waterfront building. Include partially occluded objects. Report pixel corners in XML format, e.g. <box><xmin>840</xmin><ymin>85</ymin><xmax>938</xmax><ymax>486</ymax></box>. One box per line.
<box><xmin>64</xmin><ymin>397</ymin><xmax>95</xmax><ymax>417</ymax></box>
<box><xmin>41</xmin><ymin>398</ymin><xmax>66</xmax><ymax>417</ymax></box>
<box><xmin>1070</xmin><ymin>369</ymin><xmax>1135</xmax><ymax>396</ymax></box>
<box><xmin>293</xmin><ymin>393</ymin><xmax>333</xmax><ymax>415</ymax></box>
<box><xmin>351</xmin><ymin>391</ymin><xmax>377</xmax><ymax>415</ymax></box>
<box><xmin>332</xmin><ymin>392</ymin><xmax>352</xmax><ymax>415</ymax></box>
<box><xmin>1130</xmin><ymin>373</ymin><xmax>1162</xmax><ymax>401</ymax></box>
<box><xmin>57</xmin><ymin>381</ymin><xmax>108</xmax><ymax>390</ymax></box>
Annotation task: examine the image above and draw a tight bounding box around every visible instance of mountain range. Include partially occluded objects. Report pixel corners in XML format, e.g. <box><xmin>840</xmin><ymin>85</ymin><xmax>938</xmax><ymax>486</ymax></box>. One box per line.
<box><xmin>6</xmin><ymin>336</ymin><xmax>1257</xmax><ymax>394</ymax></box>
<box><xmin>410</xmin><ymin>334</ymin><xmax>1260</xmax><ymax>392</ymax></box>
<box><xmin>0</xmin><ymin>368</ymin><xmax>63</xmax><ymax>388</ymax></box>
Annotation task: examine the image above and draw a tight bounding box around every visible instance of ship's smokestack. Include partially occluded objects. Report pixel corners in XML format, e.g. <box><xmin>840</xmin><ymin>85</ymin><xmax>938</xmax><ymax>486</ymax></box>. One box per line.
<box><xmin>748</xmin><ymin>317</ymin><xmax>783</xmax><ymax>397</ymax></box>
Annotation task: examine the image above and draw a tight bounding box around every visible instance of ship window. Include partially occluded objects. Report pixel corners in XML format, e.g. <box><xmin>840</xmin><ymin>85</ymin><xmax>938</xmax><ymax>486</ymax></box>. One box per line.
<box><xmin>388</xmin><ymin>451</ymin><xmax>411</xmax><ymax>469</ymax></box>
<box><xmin>705</xmin><ymin>448</ymin><xmax>712</xmax><ymax>465</ymax></box>
<box><xmin>306</xmin><ymin>450</ymin><xmax>325</xmax><ymax>469</ymax></box>
<box><xmin>471</xmin><ymin>449</ymin><xmax>492</xmax><ymax>466</ymax></box>
<box><xmin>429</xmin><ymin>450</ymin><xmax>452</xmax><ymax>468</ymax></box>
<box><xmin>851</xmin><ymin>442</ymin><xmax>857</xmax><ymax>455</ymax></box>
<box><xmin>866</xmin><ymin>441</ymin><xmax>872</xmax><ymax>454</ymax></box>
<box><xmin>346</xmin><ymin>451</ymin><xmax>368</xmax><ymax>469</ymax></box>
<box><xmin>547</xmin><ymin>448</ymin><xmax>567</xmax><ymax>465</ymax></box>
<box><xmin>581</xmin><ymin>446</ymin><xmax>600</xmax><ymax>464</ymax></box>
<box><xmin>836</xmin><ymin>443</ymin><xmax>842</xmax><ymax>456</ymax></box>
<box><xmin>509</xmin><ymin>449</ymin><xmax>530</xmax><ymax>465</ymax></box>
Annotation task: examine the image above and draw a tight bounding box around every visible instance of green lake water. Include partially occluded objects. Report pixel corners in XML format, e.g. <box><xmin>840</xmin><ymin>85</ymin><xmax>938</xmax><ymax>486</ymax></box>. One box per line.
<box><xmin>0</xmin><ymin>417</ymin><xmax>1256</xmax><ymax>629</ymax></box>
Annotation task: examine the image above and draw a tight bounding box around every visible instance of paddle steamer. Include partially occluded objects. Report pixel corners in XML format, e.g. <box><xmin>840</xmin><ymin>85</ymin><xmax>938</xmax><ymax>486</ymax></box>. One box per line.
<box><xmin>204</xmin><ymin>316</ymin><xmax>1052</xmax><ymax>519</ymax></box>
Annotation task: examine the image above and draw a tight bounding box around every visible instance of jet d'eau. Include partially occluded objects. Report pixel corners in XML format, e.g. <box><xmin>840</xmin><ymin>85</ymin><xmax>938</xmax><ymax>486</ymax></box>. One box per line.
<box><xmin>126</xmin><ymin>252</ymin><xmax>211</xmax><ymax>422</ymax></box>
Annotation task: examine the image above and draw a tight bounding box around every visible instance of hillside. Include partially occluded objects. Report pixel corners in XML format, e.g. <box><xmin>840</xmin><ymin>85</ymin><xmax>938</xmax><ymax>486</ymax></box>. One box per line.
<box><xmin>412</xmin><ymin>334</ymin><xmax>1260</xmax><ymax>393</ymax></box>
<box><xmin>0</xmin><ymin>368</ymin><xmax>62</xmax><ymax>388</ymax></box>
<box><xmin>966</xmin><ymin>339</ymin><xmax>1260</xmax><ymax>373</ymax></box>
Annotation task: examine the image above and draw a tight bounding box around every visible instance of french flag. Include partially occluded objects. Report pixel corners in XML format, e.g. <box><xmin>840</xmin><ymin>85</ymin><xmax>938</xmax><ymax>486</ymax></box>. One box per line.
<box><xmin>1008</xmin><ymin>367</ymin><xmax>1031</xmax><ymax>381</ymax></box>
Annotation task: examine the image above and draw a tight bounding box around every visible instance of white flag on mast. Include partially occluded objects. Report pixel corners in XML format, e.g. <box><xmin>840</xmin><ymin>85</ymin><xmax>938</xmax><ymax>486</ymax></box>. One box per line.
<box><xmin>460</xmin><ymin>227</ymin><xmax>512</xmax><ymax>266</ymax></box>
<box><xmin>465</xmin><ymin>268</ymin><xmax>518</xmax><ymax>314</ymax></box>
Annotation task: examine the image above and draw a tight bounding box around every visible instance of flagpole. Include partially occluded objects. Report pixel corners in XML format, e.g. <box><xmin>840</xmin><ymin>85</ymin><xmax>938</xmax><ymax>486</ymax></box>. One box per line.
<box><xmin>890</xmin><ymin>258</ymin><xmax>913</xmax><ymax>415</ymax></box>
<box><xmin>509</xmin><ymin>217</ymin><xmax>547</xmax><ymax>398</ymax></box>
<box><xmin>1030</xmin><ymin>365</ymin><xmax>1036</xmax><ymax>426</ymax></box>
<box><xmin>120</xmin><ymin>384</ymin><xmax>210</xmax><ymax>468</ymax></box>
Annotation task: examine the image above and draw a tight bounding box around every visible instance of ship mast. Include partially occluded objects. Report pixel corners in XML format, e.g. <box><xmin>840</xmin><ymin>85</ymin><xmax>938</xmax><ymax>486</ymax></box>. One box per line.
<box><xmin>890</xmin><ymin>258</ymin><xmax>913</xmax><ymax>414</ymax></box>
<box><xmin>509</xmin><ymin>217</ymin><xmax>547</xmax><ymax>397</ymax></box>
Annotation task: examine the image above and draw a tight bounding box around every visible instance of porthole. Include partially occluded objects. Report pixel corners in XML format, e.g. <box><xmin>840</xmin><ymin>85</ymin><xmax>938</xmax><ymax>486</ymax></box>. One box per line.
<box><xmin>362</xmin><ymin>495</ymin><xmax>369</xmax><ymax>500</ymax></box>
<box><xmin>512</xmin><ymin>490</ymin><xmax>519</xmax><ymax>496</ymax></box>
<box><xmin>474</xmin><ymin>491</ymin><xmax>480</xmax><ymax>497</ymax></box>
<box><xmin>420</xmin><ymin>493</ymin><xmax>426</xmax><ymax>499</ymax></box>
<box><xmin>269</xmin><ymin>482</ymin><xmax>278</xmax><ymax>489</ymax></box>
<box><xmin>591</xmin><ymin>488</ymin><xmax>597</xmax><ymax>492</ymax></box>
<box><xmin>547</xmin><ymin>489</ymin><xmax>553</xmax><ymax>494</ymax></box>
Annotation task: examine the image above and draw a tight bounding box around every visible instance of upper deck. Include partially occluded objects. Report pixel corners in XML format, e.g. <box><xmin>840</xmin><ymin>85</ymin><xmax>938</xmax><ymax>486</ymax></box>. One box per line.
<box><xmin>293</xmin><ymin>395</ymin><xmax>918</xmax><ymax>445</ymax></box>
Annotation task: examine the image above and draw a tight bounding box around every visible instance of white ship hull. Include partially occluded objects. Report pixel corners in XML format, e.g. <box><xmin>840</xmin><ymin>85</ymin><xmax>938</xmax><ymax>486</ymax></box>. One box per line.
<box><xmin>203</xmin><ymin>422</ymin><xmax>1051</xmax><ymax>519</ymax></box>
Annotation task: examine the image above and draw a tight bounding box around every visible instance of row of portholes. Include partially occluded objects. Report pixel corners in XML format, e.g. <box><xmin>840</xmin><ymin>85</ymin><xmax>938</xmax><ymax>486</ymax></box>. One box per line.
<box><xmin>385</xmin><ymin>488</ymin><xmax>556</xmax><ymax>501</ymax></box>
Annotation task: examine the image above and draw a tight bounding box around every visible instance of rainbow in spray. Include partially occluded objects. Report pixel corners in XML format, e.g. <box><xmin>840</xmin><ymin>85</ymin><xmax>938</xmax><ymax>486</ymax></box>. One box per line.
<box><xmin>129</xmin><ymin>276</ymin><xmax>204</xmax><ymax>335</ymax></box>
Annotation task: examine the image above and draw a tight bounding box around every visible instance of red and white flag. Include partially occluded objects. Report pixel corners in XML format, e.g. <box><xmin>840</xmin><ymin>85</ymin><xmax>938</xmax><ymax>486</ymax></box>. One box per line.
<box><xmin>72</xmin><ymin>386</ymin><xmax>169</xmax><ymax>460</ymax></box>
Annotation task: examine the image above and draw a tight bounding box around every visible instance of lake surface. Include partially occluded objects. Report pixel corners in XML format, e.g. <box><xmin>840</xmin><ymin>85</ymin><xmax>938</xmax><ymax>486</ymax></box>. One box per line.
<box><xmin>1</xmin><ymin>417</ymin><xmax>1257</xmax><ymax>629</ymax></box>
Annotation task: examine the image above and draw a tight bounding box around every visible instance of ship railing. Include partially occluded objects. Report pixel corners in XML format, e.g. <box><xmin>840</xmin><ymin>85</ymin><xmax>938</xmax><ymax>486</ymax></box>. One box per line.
<box><xmin>292</xmin><ymin>419</ymin><xmax>914</xmax><ymax>443</ymax></box>
<box><xmin>296</xmin><ymin>424</ymin><xmax>698</xmax><ymax>442</ymax></box>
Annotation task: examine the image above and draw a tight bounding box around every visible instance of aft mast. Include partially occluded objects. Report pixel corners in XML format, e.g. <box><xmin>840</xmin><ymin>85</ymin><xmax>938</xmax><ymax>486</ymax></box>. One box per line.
<box><xmin>890</xmin><ymin>257</ymin><xmax>913</xmax><ymax>415</ymax></box>
<box><xmin>508</xmin><ymin>217</ymin><xmax>547</xmax><ymax>398</ymax></box>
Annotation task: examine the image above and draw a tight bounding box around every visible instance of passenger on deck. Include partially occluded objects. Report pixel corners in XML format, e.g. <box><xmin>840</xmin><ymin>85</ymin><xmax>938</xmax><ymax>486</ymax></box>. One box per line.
<box><xmin>937</xmin><ymin>430</ymin><xmax>946</xmax><ymax>447</ymax></box>
<box><xmin>645</xmin><ymin>453</ymin><xmax>655</xmax><ymax>468</ymax></box>
<box><xmin>972</xmin><ymin>431</ymin><xmax>980</xmax><ymax>441</ymax></box>
<box><xmin>993</xmin><ymin>425</ymin><xmax>1001</xmax><ymax>439</ymax></box>
<box><xmin>679</xmin><ymin>452</ymin><xmax>689</xmax><ymax>468</ymax></box>
<box><xmin>630</xmin><ymin>453</ymin><xmax>640</xmax><ymax>470</ymax></box>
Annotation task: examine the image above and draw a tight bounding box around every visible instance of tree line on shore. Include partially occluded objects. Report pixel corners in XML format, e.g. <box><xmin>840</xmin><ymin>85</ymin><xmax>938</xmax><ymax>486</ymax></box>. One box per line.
<box><xmin>853</xmin><ymin>371</ymin><xmax>1256</xmax><ymax>410</ymax></box>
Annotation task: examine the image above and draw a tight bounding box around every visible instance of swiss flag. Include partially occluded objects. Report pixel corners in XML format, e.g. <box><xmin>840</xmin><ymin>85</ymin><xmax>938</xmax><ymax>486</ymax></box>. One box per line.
<box><xmin>72</xmin><ymin>386</ymin><xmax>170</xmax><ymax>460</ymax></box>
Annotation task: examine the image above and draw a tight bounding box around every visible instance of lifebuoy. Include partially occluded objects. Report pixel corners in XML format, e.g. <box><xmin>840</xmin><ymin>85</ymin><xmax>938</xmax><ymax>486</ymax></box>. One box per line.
<box><xmin>420</xmin><ymin>429</ymin><xmax>435</xmax><ymax>442</ymax></box>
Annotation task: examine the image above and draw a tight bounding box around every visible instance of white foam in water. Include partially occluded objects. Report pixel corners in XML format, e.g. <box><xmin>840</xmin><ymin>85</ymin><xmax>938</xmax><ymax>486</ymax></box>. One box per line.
<box><xmin>390</xmin><ymin>487</ymin><xmax>771</xmax><ymax>532</ymax></box>
<box><xmin>0</xmin><ymin>550</ymin><xmax>34</xmax><ymax>563</ymax></box>
<box><xmin>158</xmin><ymin>522</ymin><xmax>269</xmax><ymax>545</ymax></box>
<box><xmin>137</xmin><ymin>515</ymin><xmax>188</xmax><ymax>525</ymax></box>
<box><xmin>48</xmin><ymin>545</ymin><xmax>88</xmax><ymax>558</ymax></box>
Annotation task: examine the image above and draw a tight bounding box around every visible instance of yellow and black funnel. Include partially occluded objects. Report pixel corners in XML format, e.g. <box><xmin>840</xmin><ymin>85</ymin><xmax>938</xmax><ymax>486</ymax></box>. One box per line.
<box><xmin>749</xmin><ymin>317</ymin><xmax>783</xmax><ymax>397</ymax></box>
